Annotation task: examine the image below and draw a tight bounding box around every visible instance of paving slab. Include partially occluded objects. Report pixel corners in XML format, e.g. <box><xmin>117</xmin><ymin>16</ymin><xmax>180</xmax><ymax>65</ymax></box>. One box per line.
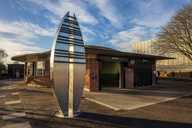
<box><xmin>2</xmin><ymin>112</ymin><xmax>26</xmax><ymax>120</ymax></box>
<box><xmin>11</xmin><ymin>92</ymin><xmax>20</xmax><ymax>95</ymax></box>
<box><xmin>0</xmin><ymin>95</ymin><xmax>6</xmax><ymax>98</ymax></box>
<box><xmin>2</xmin><ymin>122</ymin><xmax>31</xmax><ymax>128</ymax></box>
<box><xmin>4</xmin><ymin>100</ymin><xmax>21</xmax><ymax>105</ymax></box>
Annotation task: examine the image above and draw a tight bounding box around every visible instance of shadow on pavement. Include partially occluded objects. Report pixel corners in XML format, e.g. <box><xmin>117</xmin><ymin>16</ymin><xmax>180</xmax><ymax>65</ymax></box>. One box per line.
<box><xmin>80</xmin><ymin>112</ymin><xmax>192</xmax><ymax>128</ymax></box>
<box><xmin>1</xmin><ymin>107</ymin><xmax>192</xmax><ymax>128</ymax></box>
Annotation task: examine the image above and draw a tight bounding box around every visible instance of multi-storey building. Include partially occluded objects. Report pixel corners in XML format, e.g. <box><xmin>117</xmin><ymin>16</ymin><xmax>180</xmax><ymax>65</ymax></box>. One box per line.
<box><xmin>132</xmin><ymin>40</ymin><xmax>192</xmax><ymax>79</ymax></box>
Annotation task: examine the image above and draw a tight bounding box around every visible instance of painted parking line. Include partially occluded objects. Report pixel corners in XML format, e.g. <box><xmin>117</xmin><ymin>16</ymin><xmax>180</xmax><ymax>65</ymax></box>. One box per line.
<box><xmin>85</xmin><ymin>97</ymin><xmax>178</xmax><ymax>111</ymax></box>
<box><xmin>124</xmin><ymin>97</ymin><xmax>178</xmax><ymax>110</ymax></box>
<box><xmin>86</xmin><ymin>93</ymin><xmax>192</xmax><ymax>111</ymax></box>
<box><xmin>0</xmin><ymin>95</ymin><xmax>6</xmax><ymax>98</ymax></box>
<box><xmin>85</xmin><ymin>97</ymin><xmax>120</xmax><ymax>111</ymax></box>
<box><xmin>1</xmin><ymin>86</ymin><xmax>16</xmax><ymax>90</ymax></box>
<box><xmin>4</xmin><ymin>100</ymin><xmax>21</xmax><ymax>105</ymax></box>
<box><xmin>2</xmin><ymin>112</ymin><xmax>26</xmax><ymax>120</ymax></box>
<box><xmin>2</xmin><ymin>121</ymin><xmax>31</xmax><ymax>128</ymax></box>
<box><xmin>11</xmin><ymin>92</ymin><xmax>20</xmax><ymax>95</ymax></box>
<box><xmin>126</xmin><ymin>93</ymin><xmax>192</xmax><ymax>110</ymax></box>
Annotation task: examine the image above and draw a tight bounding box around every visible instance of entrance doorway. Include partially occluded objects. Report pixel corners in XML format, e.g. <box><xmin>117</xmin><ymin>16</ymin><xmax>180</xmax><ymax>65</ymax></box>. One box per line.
<box><xmin>134</xmin><ymin>65</ymin><xmax>152</xmax><ymax>87</ymax></box>
<box><xmin>100</xmin><ymin>62</ymin><xmax>120</xmax><ymax>89</ymax></box>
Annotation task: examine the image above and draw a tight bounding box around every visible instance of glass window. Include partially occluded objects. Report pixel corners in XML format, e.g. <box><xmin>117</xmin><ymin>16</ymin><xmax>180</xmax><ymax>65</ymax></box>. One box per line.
<box><xmin>36</xmin><ymin>61</ymin><xmax>45</xmax><ymax>77</ymax></box>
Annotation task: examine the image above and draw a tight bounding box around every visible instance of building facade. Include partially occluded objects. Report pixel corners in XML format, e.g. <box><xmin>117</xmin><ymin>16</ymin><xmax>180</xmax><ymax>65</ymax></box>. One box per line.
<box><xmin>132</xmin><ymin>40</ymin><xmax>192</xmax><ymax>79</ymax></box>
<box><xmin>12</xmin><ymin>45</ymin><xmax>169</xmax><ymax>91</ymax></box>
<box><xmin>8</xmin><ymin>64</ymin><xmax>24</xmax><ymax>79</ymax></box>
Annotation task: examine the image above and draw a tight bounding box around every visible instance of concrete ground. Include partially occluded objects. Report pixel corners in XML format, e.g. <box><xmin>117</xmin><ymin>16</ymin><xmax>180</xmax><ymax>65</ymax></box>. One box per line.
<box><xmin>84</xmin><ymin>80</ymin><xmax>192</xmax><ymax>111</ymax></box>
<box><xmin>0</xmin><ymin>80</ymin><xmax>192</xmax><ymax>128</ymax></box>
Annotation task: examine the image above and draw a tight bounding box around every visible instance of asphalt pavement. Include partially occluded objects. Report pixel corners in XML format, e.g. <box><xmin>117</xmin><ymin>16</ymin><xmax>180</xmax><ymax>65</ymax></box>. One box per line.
<box><xmin>0</xmin><ymin>80</ymin><xmax>192</xmax><ymax>128</ymax></box>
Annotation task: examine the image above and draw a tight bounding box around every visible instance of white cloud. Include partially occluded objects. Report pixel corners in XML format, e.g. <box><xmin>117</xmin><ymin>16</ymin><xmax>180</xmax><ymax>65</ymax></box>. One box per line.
<box><xmin>0</xmin><ymin>38</ymin><xmax>46</xmax><ymax>63</ymax></box>
<box><xmin>0</xmin><ymin>20</ymin><xmax>53</xmax><ymax>63</ymax></box>
<box><xmin>0</xmin><ymin>0</ymin><xmax>99</xmax><ymax>63</ymax></box>
<box><xmin>132</xmin><ymin>0</ymin><xmax>176</xmax><ymax>28</ymax></box>
<box><xmin>80</xmin><ymin>25</ymin><xmax>96</xmax><ymax>42</ymax></box>
<box><xmin>86</xmin><ymin>0</ymin><xmax>123</xmax><ymax>27</ymax></box>
<box><xmin>26</xmin><ymin>0</ymin><xmax>98</xmax><ymax>25</ymax></box>
<box><xmin>110</xmin><ymin>26</ymin><xmax>151</xmax><ymax>51</ymax></box>
<box><xmin>109</xmin><ymin>0</ymin><xmax>180</xmax><ymax>51</ymax></box>
<box><xmin>0</xmin><ymin>20</ymin><xmax>54</xmax><ymax>39</ymax></box>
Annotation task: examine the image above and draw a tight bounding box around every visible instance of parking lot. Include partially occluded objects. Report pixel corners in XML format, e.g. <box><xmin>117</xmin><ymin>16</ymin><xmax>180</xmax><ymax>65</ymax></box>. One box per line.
<box><xmin>85</xmin><ymin>80</ymin><xmax>192</xmax><ymax>111</ymax></box>
<box><xmin>0</xmin><ymin>80</ymin><xmax>192</xmax><ymax>128</ymax></box>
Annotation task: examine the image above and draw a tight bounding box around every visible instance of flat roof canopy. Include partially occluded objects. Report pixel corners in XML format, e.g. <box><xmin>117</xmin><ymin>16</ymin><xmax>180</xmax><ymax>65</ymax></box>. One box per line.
<box><xmin>12</xmin><ymin>51</ymin><xmax>50</xmax><ymax>62</ymax></box>
<box><xmin>86</xmin><ymin>45</ymin><xmax>173</xmax><ymax>60</ymax></box>
<box><xmin>12</xmin><ymin>45</ymin><xmax>173</xmax><ymax>62</ymax></box>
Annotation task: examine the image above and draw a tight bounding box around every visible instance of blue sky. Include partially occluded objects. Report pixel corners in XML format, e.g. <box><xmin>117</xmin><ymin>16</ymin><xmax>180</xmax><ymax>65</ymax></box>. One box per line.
<box><xmin>0</xmin><ymin>0</ymin><xmax>191</xmax><ymax>61</ymax></box>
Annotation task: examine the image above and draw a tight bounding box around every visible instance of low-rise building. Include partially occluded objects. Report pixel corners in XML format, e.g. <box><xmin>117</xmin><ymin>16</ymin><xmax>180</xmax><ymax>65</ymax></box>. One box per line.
<box><xmin>12</xmin><ymin>45</ymin><xmax>170</xmax><ymax>91</ymax></box>
<box><xmin>8</xmin><ymin>64</ymin><xmax>24</xmax><ymax>79</ymax></box>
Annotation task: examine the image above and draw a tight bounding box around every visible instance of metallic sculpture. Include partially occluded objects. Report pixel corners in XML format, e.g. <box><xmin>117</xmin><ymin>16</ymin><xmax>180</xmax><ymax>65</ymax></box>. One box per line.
<box><xmin>50</xmin><ymin>12</ymin><xmax>85</xmax><ymax>118</ymax></box>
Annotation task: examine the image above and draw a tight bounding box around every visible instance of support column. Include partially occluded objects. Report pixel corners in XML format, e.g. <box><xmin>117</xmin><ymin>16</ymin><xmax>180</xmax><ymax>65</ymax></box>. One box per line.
<box><xmin>152</xmin><ymin>60</ymin><xmax>156</xmax><ymax>85</ymax></box>
<box><xmin>24</xmin><ymin>62</ymin><xmax>28</xmax><ymax>82</ymax></box>
<box><xmin>119</xmin><ymin>63</ymin><xmax>124</xmax><ymax>88</ymax></box>
<box><xmin>85</xmin><ymin>54</ymin><xmax>100</xmax><ymax>91</ymax></box>
<box><xmin>125</xmin><ymin>64</ymin><xmax>134</xmax><ymax>89</ymax></box>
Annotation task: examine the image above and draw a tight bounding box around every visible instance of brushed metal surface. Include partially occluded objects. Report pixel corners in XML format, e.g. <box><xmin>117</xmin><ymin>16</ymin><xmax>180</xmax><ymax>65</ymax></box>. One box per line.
<box><xmin>50</xmin><ymin>12</ymin><xmax>85</xmax><ymax>118</ymax></box>
<box><xmin>53</xmin><ymin>63</ymin><xmax>69</xmax><ymax>115</ymax></box>
<box><xmin>73</xmin><ymin>64</ymin><xmax>85</xmax><ymax>111</ymax></box>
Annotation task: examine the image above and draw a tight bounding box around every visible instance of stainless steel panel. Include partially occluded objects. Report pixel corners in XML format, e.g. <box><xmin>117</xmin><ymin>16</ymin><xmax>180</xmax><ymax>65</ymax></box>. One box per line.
<box><xmin>59</xmin><ymin>32</ymin><xmax>82</xmax><ymax>40</ymax></box>
<box><xmin>50</xmin><ymin>12</ymin><xmax>85</xmax><ymax>118</ymax></box>
<box><xmin>74</xmin><ymin>46</ymin><xmax>85</xmax><ymax>53</ymax></box>
<box><xmin>53</xmin><ymin>63</ymin><xmax>69</xmax><ymax>115</ymax></box>
<box><xmin>73</xmin><ymin>64</ymin><xmax>85</xmax><ymax>112</ymax></box>
<box><xmin>55</xmin><ymin>43</ymin><xmax>69</xmax><ymax>50</ymax></box>
<box><xmin>54</xmin><ymin>56</ymin><xmax>69</xmax><ymax>62</ymax></box>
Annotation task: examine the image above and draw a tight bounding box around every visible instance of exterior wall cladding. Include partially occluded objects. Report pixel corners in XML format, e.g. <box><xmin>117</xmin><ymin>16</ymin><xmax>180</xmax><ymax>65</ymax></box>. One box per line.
<box><xmin>12</xmin><ymin>45</ymin><xmax>170</xmax><ymax>92</ymax></box>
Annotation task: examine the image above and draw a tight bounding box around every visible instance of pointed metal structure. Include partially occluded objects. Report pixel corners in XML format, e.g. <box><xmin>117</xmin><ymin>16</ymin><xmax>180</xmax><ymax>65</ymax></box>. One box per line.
<box><xmin>50</xmin><ymin>12</ymin><xmax>85</xmax><ymax>118</ymax></box>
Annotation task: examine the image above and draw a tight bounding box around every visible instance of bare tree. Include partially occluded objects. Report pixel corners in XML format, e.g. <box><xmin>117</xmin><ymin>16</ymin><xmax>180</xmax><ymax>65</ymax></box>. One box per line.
<box><xmin>154</xmin><ymin>4</ymin><xmax>192</xmax><ymax>61</ymax></box>
<box><xmin>0</xmin><ymin>49</ymin><xmax>8</xmax><ymax>77</ymax></box>
<box><xmin>0</xmin><ymin>49</ymin><xmax>8</xmax><ymax>63</ymax></box>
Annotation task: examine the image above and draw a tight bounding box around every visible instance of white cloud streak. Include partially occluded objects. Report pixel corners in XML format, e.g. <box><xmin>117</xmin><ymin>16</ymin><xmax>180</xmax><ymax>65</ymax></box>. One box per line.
<box><xmin>26</xmin><ymin>0</ymin><xmax>98</xmax><ymax>25</ymax></box>
<box><xmin>0</xmin><ymin>38</ymin><xmax>46</xmax><ymax>63</ymax></box>
<box><xmin>110</xmin><ymin>26</ymin><xmax>152</xmax><ymax>51</ymax></box>
<box><xmin>0</xmin><ymin>21</ymin><xmax>54</xmax><ymax>38</ymax></box>
<box><xmin>0</xmin><ymin>20</ymin><xmax>53</xmax><ymax>63</ymax></box>
<box><xmin>132</xmin><ymin>0</ymin><xmax>177</xmax><ymax>28</ymax></box>
<box><xmin>80</xmin><ymin>25</ymin><xmax>96</xmax><ymax>43</ymax></box>
<box><xmin>108</xmin><ymin>0</ymin><xmax>183</xmax><ymax>51</ymax></box>
<box><xmin>86</xmin><ymin>0</ymin><xmax>123</xmax><ymax>27</ymax></box>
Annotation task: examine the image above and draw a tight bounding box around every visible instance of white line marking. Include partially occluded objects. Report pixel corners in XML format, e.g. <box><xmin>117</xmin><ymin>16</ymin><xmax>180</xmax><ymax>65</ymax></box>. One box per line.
<box><xmin>1</xmin><ymin>86</ymin><xmax>16</xmax><ymax>90</ymax></box>
<box><xmin>5</xmin><ymin>100</ymin><xmax>21</xmax><ymax>105</ymax></box>
<box><xmin>0</xmin><ymin>95</ymin><xmax>6</xmax><ymax>98</ymax></box>
<box><xmin>124</xmin><ymin>97</ymin><xmax>178</xmax><ymax>110</ymax></box>
<box><xmin>86</xmin><ymin>93</ymin><xmax>192</xmax><ymax>111</ymax></box>
<box><xmin>11</xmin><ymin>92</ymin><xmax>20</xmax><ymax>95</ymax></box>
<box><xmin>2</xmin><ymin>112</ymin><xmax>26</xmax><ymax>120</ymax></box>
<box><xmin>2</xmin><ymin>121</ymin><xmax>31</xmax><ymax>128</ymax></box>
<box><xmin>85</xmin><ymin>97</ymin><xmax>120</xmax><ymax>111</ymax></box>
<box><xmin>125</xmin><ymin>93</ymin><xmax>192</xmax><ymax>110</ymax></box>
